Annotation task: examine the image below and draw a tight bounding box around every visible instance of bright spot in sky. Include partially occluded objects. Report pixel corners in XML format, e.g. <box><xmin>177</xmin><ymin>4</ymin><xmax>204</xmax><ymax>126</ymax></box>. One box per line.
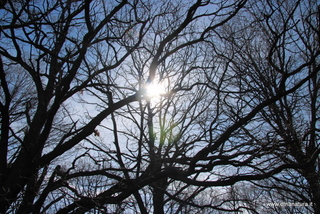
<box><xmin>145</xmin><ymin>82</ymin><xmax>166</xmax><ymax>98</ymax></box>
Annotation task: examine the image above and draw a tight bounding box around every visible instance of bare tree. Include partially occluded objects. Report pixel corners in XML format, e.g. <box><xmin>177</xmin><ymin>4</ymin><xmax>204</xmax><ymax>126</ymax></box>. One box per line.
<box><xmin>203</xmin><ymin>0</ymin><xmax>320</xmax><ymax>213</ymax></box>
<box><xmin>0</xmin><ymin>0</ymin><xmax>319</xmax><ymax>213</ymax></box>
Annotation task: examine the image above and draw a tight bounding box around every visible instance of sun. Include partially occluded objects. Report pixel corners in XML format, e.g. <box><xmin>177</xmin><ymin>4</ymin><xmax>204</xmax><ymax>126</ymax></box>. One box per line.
<box><xmin>144</xmin><ymin>82</ymin><xmax>166</xmax><ymax>98</ymax></box>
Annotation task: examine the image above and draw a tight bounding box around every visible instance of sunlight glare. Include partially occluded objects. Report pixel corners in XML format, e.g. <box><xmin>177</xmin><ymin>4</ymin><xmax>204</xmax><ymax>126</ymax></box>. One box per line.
<box><xmin>145</xmin><ymin>82</ymin><xmax>166</xmax><ymax>98</ymax></box>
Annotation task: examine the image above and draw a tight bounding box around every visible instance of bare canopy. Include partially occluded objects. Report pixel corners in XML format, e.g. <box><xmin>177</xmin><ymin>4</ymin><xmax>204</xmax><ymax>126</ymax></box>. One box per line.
<box><xmin>0</xmin><ymin>0</ymin><xmax>319</xmax><ymax>213</ymax></box>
